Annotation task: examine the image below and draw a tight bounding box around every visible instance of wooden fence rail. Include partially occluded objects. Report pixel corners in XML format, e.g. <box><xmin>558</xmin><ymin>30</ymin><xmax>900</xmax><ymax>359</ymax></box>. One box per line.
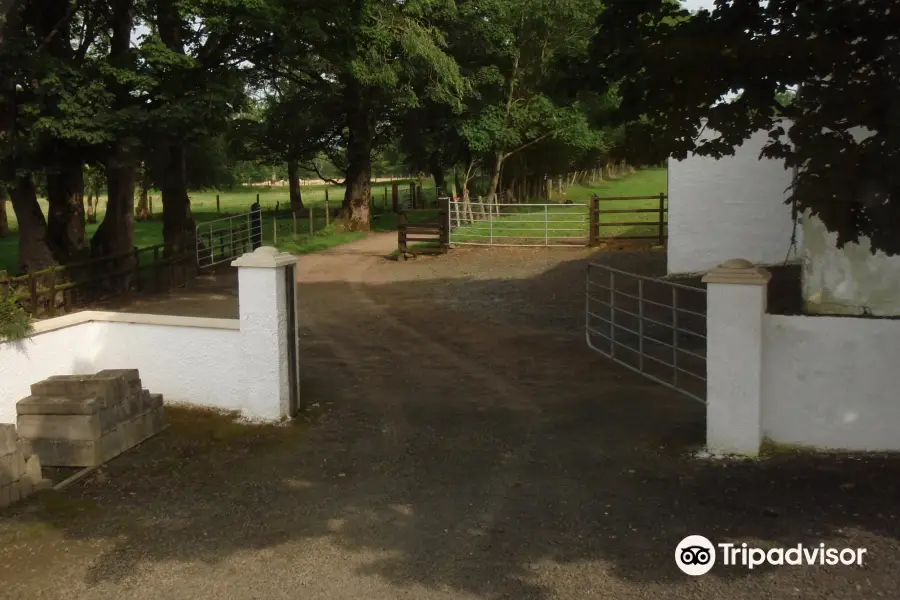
<box><xmin>0</xmin><ymin>237</ymin><xmax>198</xmax><ymax>319</ymax></box>
<box><xmin>589</xmin><ymin>193</ymin><xmax>668</xmax><ymax>246</ymax></box>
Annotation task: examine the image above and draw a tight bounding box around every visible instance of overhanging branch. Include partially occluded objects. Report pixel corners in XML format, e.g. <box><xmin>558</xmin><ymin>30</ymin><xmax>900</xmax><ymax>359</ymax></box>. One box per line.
<box><xmin>503</xmin><ymin>131</ymin><xmax>554</xmax><ymax>160</ymax></box>
<box><xmin>301</xmin><ymin>161</ymin><xmax>344</xmax><ymax>186</ymax></box>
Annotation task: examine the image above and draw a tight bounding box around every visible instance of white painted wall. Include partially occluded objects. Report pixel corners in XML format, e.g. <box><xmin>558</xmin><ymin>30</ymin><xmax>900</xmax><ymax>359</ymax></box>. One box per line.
<box><xmin>762</xmin><ymin>314</ymin><xmax>900</xmax><ymax>451</ymax></box>
<box><xmin>0</xmin><ymin>314</ymin><xmax>242</xmax><ymax>425</ymax></box>
<box><xmin>802</xmin><ymin>213</ymin><xmax>900</xmax><ymax>316</ymax></box>
<box><xmin>0</xmin><ymin>320</ymin><xmax>98</xmax><ymax>424</ymax></box>
<box><xmin>705</xmin><ymin>263</ymin><xmax>900</xmax><ymax>454</ymax></box>
<box><xmin>0</xmin><ymin>246</ymin><xmax>300</xmax><ymax>425</ymax></box>
<box><xmin>667</xmin><ymin>124</ymin><xmax>799</xmax><ymax>274</ymax></box>
<box><xmin>91</xmin><ymin>321</ymin><xmax>243</xmax><ymax>413</ymax></box>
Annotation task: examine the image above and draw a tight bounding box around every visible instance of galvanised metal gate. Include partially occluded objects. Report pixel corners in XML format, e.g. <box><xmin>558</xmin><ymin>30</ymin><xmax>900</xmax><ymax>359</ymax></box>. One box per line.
<box><xmin>585</xmin><ymin>263</ymin><xmax>707</xmax><ymax>403</ymax></box>
<box><xmin>196</xmin><ymin>211</ymin><xmax>262</xmax><ymax>268</ymax></box>
<box><xmin>448</xmin><ymin>200</ymin><xmax>588</xmax><ymax>247</ymax></box>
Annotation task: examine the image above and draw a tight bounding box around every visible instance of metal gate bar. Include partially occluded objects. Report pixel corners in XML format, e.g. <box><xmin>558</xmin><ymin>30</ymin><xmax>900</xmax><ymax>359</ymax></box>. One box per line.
<box><xmin>585</xmin><ymin>263</ymin><xmax>707</xmax><ymax>404</ymax></box>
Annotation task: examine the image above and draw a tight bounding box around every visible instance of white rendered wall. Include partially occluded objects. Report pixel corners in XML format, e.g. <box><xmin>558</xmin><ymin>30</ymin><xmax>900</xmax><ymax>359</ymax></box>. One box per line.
<box><xmin>0</xmin><ymin>320</ymin><xmax>98</xmax><ymax>424</ymax></box>
<box><xmin>762</xmin><ymin>314</ymin><xmax>900</xmax><ymax>450</ymax></box>
<box><xmin>802</xmin><ymin>213</ymin><xmax>900</xmax><ymax>316</ymax></box>
<box><xmin>667</xmin><ymin>125</ymin><xmax>798</xmax><ymax>274</ymax></box>
<box><xmin>0</xmin><ymin>307</ymin><xmax>287</xmax><ymax>424</ymax></box>
<box><xmin>90</xmin><ymin>321</ymin><xmax>243</xmax><ymax>413</ymax></box>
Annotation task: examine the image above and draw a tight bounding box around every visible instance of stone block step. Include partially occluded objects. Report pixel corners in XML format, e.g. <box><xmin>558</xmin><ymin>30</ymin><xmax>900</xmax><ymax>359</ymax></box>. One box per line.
<box><xmin>29</xmin><ymin>371</ymin><xmax>142</xmax><ymax>408</ymax></box>
<box><xmin>0</xmin><ymin>450</ymin><xmax>25</xmax><ymax>486</ymax></box>
<box><xmin>0</xmin><ymin>424</ymin><xmax>16</xmax><ymax>456</ymax></box>
<box><xmin>19</xmin><ymin>405</ymin><xmax>168</xmax><ymax>467</ymax></box>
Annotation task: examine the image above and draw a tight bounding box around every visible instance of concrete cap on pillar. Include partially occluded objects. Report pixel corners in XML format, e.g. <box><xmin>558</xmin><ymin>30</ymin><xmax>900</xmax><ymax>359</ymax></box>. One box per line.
<box><xmin>231</xmin><ymin>245</ymin><xmax>297</xmax><ymax>269</ymax></box>
<box><xmin>702</xmin><ymin>258</ymin><xmax>772</xmax><ymax>285</ymax></box>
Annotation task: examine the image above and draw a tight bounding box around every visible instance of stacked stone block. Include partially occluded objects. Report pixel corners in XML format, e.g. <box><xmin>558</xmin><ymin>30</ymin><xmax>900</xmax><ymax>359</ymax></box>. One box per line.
<box><xmin>0</xmin><ymin>424</ymin><xmax>51</xmax><ymax>509</ymax></box>
<box><xmin>16</xmin><ymin>369</ymin><xmax>167</xmax><ymax>467</ymax></box>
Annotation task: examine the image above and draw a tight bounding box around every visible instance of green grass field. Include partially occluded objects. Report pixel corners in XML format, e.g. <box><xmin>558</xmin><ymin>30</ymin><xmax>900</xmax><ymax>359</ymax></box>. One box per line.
<box><xmin>0</xmin><ymin>181</ymin><xmax>414</xmax><ymax>273</ymax></box>
<box><xmin>0</xmin><ymin>169</ymin><xmax>667</xmax><ymax>271</ymax></box>
<box><xmin>449</xmin><ymin>168</ymin><xmax>669</xmax><ymax>245</ymax></box>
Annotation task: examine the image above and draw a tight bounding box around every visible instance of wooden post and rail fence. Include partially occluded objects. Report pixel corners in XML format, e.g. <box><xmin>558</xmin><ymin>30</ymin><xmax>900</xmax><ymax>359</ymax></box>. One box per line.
<box><xmin>0</xmin><ymin>237</ymin><xmax>199</xmax><ymax>319</ymax></box>
<box><xmin>588</xmin><ymin>193</ymin><xmax>668</xmax><ymax>246</ymax></box>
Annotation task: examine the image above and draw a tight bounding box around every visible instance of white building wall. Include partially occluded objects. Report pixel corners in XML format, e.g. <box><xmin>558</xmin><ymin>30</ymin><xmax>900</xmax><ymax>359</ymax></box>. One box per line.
<box><xmin>802</xmin><ymin>213</ymin><xmax>900</xmax><ymax>316</ymax></box>
<box><xmin>667</xmin><ymin>126</ymin><xmax>799</xmax><ymax>275</ymax></box>
<box><xmin>762</xmin><ymin>314</ymin><xmax>900</xmax><ymax>451</ymax></box>
<box><xmin>705</xmin><ymin>262</ymin><xmax>900</xmax><ymax>454</ymax></box>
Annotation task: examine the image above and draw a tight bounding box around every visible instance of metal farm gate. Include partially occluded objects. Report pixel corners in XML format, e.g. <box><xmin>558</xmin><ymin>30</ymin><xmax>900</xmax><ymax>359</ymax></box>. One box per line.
<box><xmin>585</xmin><ymin>263</ymin><xmax>707</xmax><ymax>403</ymax></box>
<box><xmin>448</xmin><ymin>200</ymin><xmax>588</xmax><ymax>247</ymax></box>
<box><xmin>196</xmin><ymin>209</ymin><xmax>263</xmax><ymax>268</ymax></box>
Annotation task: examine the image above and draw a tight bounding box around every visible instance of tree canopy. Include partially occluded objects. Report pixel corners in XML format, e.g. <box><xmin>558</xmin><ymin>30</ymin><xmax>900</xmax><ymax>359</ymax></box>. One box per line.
<box><xmin>585</xmin><ymin>0</ymin><xmax>899</xmax><ymax>254</ymax></box>
<box><xmin>0</xmin><ymin>0</ymin><xmax>892</xmax><ymax>273</ymax></box>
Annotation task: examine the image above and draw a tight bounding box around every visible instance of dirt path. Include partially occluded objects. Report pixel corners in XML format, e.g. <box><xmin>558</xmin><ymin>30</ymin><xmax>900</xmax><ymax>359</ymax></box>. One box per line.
<box><xmin>2</xmin><ymin>234</ymin><xmax>900</xmax><ymax>599</ymax></box>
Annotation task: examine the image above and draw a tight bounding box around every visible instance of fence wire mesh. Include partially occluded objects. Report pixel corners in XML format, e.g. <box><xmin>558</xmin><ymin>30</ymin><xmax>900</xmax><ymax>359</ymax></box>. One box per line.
<box><xmin>585</xmin><ymin>263</ymin><xmax>707</xmax><ymax>404</ymax></box>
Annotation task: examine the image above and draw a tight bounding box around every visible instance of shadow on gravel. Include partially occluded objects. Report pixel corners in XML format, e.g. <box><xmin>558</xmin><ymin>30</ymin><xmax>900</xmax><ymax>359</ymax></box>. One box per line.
<box><xmin>2</xmin><ymin>250</ymin><xmax>897</xmax><ymax>599</ymax></box>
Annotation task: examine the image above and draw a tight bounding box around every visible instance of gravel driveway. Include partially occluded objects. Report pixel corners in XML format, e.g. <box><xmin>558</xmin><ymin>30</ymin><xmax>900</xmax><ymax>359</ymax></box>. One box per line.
<box><xmin>1</xmin><ymin>234</ymin><xmax>898</xmax><ymax>600</ymax></box>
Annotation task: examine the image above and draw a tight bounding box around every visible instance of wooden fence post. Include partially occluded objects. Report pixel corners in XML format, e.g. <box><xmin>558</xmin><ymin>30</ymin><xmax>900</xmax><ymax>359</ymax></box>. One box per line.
<box><xmin>273</xmin><ymin>217</ymin><xmax>278</xmax><ymax>244</ymax></box>
<box><xmin>324</xmin><ymin>199</ymin><xmax>330</xmax><ymax>226</ymax></box>
<box><xmin>392</xmin><ymin>183</ymin><xmax>399</xmax><ymax>213</ymax></box>
<box><xmin>439</xmin><ymin>197</ymin><xmax>450</xmax><ymax>251</ymax></box>
<box><xmin>397</xmin><ymin>211</ymin><xmax>408</xmax><ymax>260</ymax></box>
<box><xmin>309</xmin><ymin>206</ymin><xmax>314</xmax><ymax>235</ymax></box>
<box><xmin>409</xmin><ymin>182</ymin><xmax>416</xmax><ymax>209</ymax></box>
<box><xmin>133</xmin><ymin>248</ymin><xmax>141</xmax><ymax>292</ymax></box>
<box><xmin>47</xmin><ymin>268</ymin><xmax>56</xmax><ymax>317</ymax></box>
<box><xmin>216</xmin><ymin>194</ymin><xmax>220</xmax><ymax>213</ymax></box>
<box><xmin>658</xmin><ymin>192</ymin><xmax>666</xmax><ymax>245</ymax></box>
<box><xmin>153</xmin><ymin>246</ymin><xmax>161</xmax><ymax>292</ymax></box>
<box><xmin>383</xmin><ymin>186</ymin><xmax>388</xmax><ymax>211</ymax></box>
<box><xmin>589</xmin><ymin>195</ymin><xmax>599</xmax><ymax>246</ymax></box>
<box><xmin>28</xmin><ymin>272</ymin><xmax>37</xmax><ymax>315</ymax></box>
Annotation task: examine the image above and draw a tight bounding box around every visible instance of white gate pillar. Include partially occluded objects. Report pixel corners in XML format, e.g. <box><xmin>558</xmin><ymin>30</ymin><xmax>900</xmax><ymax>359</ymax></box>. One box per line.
<box><xmin>232</xmin><ymin>246</ymin><xmax>299</xmax><ymax>420</ymax></box>
<box><xmin>702</xmin><ymin>259</ymin><xmax>771</xmax><ymax>456</ymax></box>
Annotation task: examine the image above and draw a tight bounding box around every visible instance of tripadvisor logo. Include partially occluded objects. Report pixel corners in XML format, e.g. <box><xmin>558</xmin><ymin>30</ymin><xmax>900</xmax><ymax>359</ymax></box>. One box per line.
<box><xmin>675</xmin><ymin>535</ymin><xmax>867</xmax><ymax>576</ymax></box>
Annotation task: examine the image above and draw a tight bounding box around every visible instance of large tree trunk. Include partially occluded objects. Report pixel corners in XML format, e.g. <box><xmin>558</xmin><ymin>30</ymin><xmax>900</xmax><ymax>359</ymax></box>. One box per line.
<box><xmin>429</xmin><ymin>153</ymin><xmax>445</xmax><ymax>194</ymax></box>
<box><xmin>91</xmin><ymin>0</ymin><xmax>135</xmax><ymax>286</ymax></box>
<box><xmin>287</xmin><ymin>159</ymin><xmax>304</xmax><ymax>212</ymax></box>
<box><xmin>0</xmin><ymin>185</ymin><xmax>8</xmax><ymax>237</ymax></box>
<box><xmin>135</xmin><ymin>162</ymin><xmax>150</xmax><ymax>219</ymax></box>
<box><xmin>9</xmin><ymin>175</ymin><xmax>56</xmax><ymax>273</ymax></box>
<box><xmin>486</xmin><ymin>152</ymin><xmax>504</xmax><ymax>214</ymax></box>
<box><xmin>160</xmin><ymin>140</ymin><xmax>195</xmax><ymax>253</ymax></box>
<box><xmin>156</xmin><ymin>0</ymin><xmax>195</xmax><ymax>252</ymax></box>
<box><xmin>341</xmin><ymin>83</ymin><xmax>373</xmax><ymax>232</ymax></box>
<box><xmin>92</xmin><ymin>143</ymin><xmax>135</xmax><ymax>261</ymax></box>
<box><xmin>46</xmin><ymin>158</ymin><xmax>87</xmax><ymax>262</ymax></box>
